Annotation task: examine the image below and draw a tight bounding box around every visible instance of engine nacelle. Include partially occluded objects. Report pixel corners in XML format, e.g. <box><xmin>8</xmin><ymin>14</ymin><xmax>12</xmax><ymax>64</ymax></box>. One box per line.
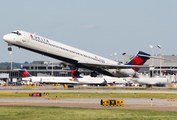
<box><xmin>109</xmin><ymin>69</ymin><xmax>136</xmax><ymax>77</ymax></box>
<box><xmin>118</xmin><ymin>69</ymin><xmax>136</xmax><ymax>77</ymax></box>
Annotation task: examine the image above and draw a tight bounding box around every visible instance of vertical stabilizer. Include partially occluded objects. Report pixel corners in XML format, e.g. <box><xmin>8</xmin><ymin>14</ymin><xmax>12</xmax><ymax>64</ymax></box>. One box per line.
<box><xmin>70</xmin><ymin>68</ymin><xmax>82</xmax><ymax>78</ymax></box>
<box><xmin>19</xmin><ymin>68</ymin><xmax>33</xmax><ymax>77</ymax></box>
<box><xmin>126</xmin><ymin>51</ymin><xmax>150</xmax><ymax>72</ymax></box>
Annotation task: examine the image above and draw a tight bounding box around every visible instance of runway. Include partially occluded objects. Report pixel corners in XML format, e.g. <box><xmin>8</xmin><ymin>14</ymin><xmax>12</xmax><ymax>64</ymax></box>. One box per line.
<box><xmin>1</xmin><ymin>97</ymin><xmax>177</xmax><ymax>105</ymax></box>
<box><xmin>1</xmin><ymin>86</ymin><xmax>177</xmax><ymax>93</ymax></box>
<box><xmin>0</xmin><ymin>97</ymin><xmax>177</xmax><ymax>111</ymax></box>
<box><xmin>1</xmin><ymin>86</ymin><xmax>177</xmax><ymax>111</ymax></box>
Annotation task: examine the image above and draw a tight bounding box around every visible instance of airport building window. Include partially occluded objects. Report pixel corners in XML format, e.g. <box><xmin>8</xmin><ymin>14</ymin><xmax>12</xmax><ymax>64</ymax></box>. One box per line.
<box><xmin>68</xmin><ymin>72</ymin><xmax>72</xmax><ymax>76</ymax></box>
<box><xmin>48</xmin><ymin>66</ymin><xmax>62</xmax><ymax>70</ymax></box>
<box><xmin>23</xmin><ymin>66</ymin><xmax>29</xmax><ymax>69</ymax></box>
<box><xmin>38</xmin><ymin>66</ymin><xmax>46</xmax><ymax>70</ymax></box>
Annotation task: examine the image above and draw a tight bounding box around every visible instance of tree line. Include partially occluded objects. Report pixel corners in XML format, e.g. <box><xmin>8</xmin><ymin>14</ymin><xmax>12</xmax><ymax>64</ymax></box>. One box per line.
<box><xmin>0</xmin><ymin>62</ymin><xmax>28</xmax><ymax>70</ymax></box>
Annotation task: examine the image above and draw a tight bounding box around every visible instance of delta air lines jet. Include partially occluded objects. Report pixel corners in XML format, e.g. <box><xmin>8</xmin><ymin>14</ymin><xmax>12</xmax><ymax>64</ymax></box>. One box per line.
<box><xmin>70</xmin><ymin>68</ymin><xmax>106</xmax><ymax>85</ymax></box>
<box><xmin>131</xmin><ymin>75</ymin><xmax>171</xmax><ymax>87</ymax></box>
<box><xmin>20</xmin><ymin>68</ymin><xmax>78</xmax><ymax>84</ymax></box>
<box><xmin>3</xmin><ymin>30</ymin><xmax>151</xmax><ymax>77</ymax></box>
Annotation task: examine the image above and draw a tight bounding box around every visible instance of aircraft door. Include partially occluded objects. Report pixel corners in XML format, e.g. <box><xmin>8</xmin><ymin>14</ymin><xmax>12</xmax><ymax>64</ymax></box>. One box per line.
<box><xmin>22</xmin><ymin>34</ymin><xmax>26</xmax><ymax>42</ymax></box>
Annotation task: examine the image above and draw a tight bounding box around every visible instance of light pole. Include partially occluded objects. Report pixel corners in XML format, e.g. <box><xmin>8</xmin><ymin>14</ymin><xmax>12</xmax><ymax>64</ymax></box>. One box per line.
<box><xmin>149</xmin><ymin>45</ymin><xmax>154</xmax><ymax>76</ymax></box>
<box><xmin>110</xmin><ymin>54</ymin><xmax>113</xmax><ymax>60</ymax></box>
<box><xmin>52</xmin><ymin>58</ymin><xmax>53</xmax><ymax>76</ymax></box>
<box><xmin>9</xmin><ymin>51</ymin><xmax>12</xmax><ymax>70</ymax></box>
<box><xmin>122</xmin><ymin>52</ymin><xmax>126</xmax><ymax>64</ymax></box>
<box><xmin>157</xmin><ymin>45</ymin><xmax>162</xmax><ymax>76</ymax></box>
<box><xmin>114</xmin><ymin>53</ymin><xmax>117</xmax><ymax>62</ymax></box>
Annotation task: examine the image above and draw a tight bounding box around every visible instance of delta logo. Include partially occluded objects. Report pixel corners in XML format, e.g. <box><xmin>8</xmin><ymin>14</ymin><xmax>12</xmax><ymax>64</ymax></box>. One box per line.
<box><xmin>30</xmin><ymin>34</ymin><xmax>33</xmax><ymax>39</ymax></box>
<box><xmin>20</xmin><ymin>71</ymin><xmax>29</xmax><ymax>77</ymax></box>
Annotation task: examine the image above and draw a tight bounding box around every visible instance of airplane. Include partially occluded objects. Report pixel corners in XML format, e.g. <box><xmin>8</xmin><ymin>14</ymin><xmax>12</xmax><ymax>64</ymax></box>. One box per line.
<box><xmin>131</xmin><ymin>75</ymin><xmax>171</xmax><ymax>87</ymax></box>
<box><xmin>102</xmin><ymin>75</ymin><xmax>130</xmax><ymax>85</ymax></box>
<box><xmin>3</xmin><ymin>30</ymin><xmax>151</xmax><ymax>78</ymax></box>
<box><xmin>19</xmin><ymin>68</ymin><xmax>78</xmax><ymax>84</ymax></box>
<box><xmin>20</xmin><ymin>68</ymin><xmax>106</xmax><ymax>85</ymax></box>
<box><xmin>70</xmin><ymin>68</ymin><xmax>107</xmax><ymax>85</ymax></box>
<box><xmin>71</xmin><ymin>68</ymin><xmax>131</xmax><ymax>85</ymax></box>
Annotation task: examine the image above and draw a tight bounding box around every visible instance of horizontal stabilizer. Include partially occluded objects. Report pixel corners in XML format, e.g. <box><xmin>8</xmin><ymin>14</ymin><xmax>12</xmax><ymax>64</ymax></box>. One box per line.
<box><xmin>138</xmin><ymin>54</ymin><xmax>172</xmax><ymax>61</ymax></box>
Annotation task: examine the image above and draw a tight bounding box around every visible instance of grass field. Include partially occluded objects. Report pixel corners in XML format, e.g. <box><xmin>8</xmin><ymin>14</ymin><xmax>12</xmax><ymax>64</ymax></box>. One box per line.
<box><xmin>0</xmin><ymin>105</ymin><xmax>177</xmax><ymax>120</ymax></box>
<box><xmin>0</xmin><ymin>92</ymin><xmax>177</xmax><ymax>98</ymax></box>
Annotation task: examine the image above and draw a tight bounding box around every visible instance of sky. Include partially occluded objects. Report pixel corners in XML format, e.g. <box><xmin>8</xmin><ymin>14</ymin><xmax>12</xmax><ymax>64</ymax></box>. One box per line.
<box><xmin>0</xmin><ymin>0</ymin><xmax>177</xmax><ymax>63</ymax></box>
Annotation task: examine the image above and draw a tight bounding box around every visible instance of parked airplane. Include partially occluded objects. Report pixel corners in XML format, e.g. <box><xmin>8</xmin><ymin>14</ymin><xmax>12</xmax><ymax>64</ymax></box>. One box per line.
<box><xmin>20</xmin><ymin>68</ymin><xmax>78</xmax><ymax>84</ymax></box>
<box><xmin>131</xmin><ymin>75</ymin><xmax>171</xmax><ymax>87</ymax></box>
<box><xmin>20</xmin><ymin>68</ymin><xmax>106</xmax><ymax>85</ymax></box>
<box><xmin>70</xmin><ymin>68</ymin><xmax>107</xmax><ymax>85</ymax></box>
<box><xmin>3</xmin><ymin>30</ymin><xmax>151</xmax><ymax>77</ymax></box>
<box><xmin>71</xmin><ymin>68</ymin><xmax>131</xmax><ymax>85</ymax></box>
<box><xmin>102</xmin><ymin>76</ymin><xmax>130</xmax><ymax>85</ymax></box>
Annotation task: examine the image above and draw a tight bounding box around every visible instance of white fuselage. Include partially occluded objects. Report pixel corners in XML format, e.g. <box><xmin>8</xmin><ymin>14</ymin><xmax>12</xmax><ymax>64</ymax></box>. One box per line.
<box><xmin>22</xmin><ymin>76</ymin><xmax>78</xmax><ymax>84</ymax></box>
<box><xmin>22</xmin><ymin>76</ymin><xmax>105</xmax><ymax>84</ymax></box>
<box><xmin>3</xmin><ymin>30</ymin><xmax>136</xmax><ymax>77</ymax></box>
<box><xmin>131</xmin><ymin>76</ymin><xmax>170</xmax><ymax>85</ymax></box>
<box><xmin>72</xmin><ymin>77</ymin><xmax>105</xmax><ymax>84</ymax></box>
<box><xmin>102</xmin><ymin>76</ymin><xmax>129</xmax><ymax>84</ymax></box>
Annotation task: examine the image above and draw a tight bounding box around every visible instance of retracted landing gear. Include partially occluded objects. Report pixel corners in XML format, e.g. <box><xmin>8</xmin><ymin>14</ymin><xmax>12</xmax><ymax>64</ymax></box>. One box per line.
<box><xmin>91</xmin><ymin>72</ymin><xmax>97</xmax><ymax>77</ymax></box>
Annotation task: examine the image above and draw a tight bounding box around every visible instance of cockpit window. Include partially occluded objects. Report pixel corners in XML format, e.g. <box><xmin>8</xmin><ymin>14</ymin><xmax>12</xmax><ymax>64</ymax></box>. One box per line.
<box><xmin>11</xmin><ymin>31</ymin><xmax>21</xmax><ymax>35</ymax></box>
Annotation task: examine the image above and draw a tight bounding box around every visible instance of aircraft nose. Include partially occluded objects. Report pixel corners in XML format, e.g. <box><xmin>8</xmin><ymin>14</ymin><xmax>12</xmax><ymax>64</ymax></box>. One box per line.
<box><xmin>3</xmin><ymin>34</ymin><xmax>13</xmax><ymax>42</ymax></box>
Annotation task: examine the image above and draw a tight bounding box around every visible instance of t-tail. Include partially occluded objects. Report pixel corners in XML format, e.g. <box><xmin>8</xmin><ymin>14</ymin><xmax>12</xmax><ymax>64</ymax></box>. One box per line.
<box><xmin>70</xmin><ymin>68</ymin><xmax>83</xmax><ymax>78</ymax></box>
<box><xmin>125</xmin><ymin>51</ymin><xmax>150</xmax><ymax>72</ymax></box>
<box><xmin>19</xmin><ymin>68</ymin><xmax>33</xmax><ymax>77</ymax></box>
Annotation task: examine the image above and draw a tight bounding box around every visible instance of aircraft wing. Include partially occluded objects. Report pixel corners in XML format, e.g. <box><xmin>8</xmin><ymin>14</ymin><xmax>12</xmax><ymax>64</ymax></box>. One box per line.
<box><xmin>78</xmin><ymin>61</ymin><xmax>149</xmax><ymax>69</ymax></box>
